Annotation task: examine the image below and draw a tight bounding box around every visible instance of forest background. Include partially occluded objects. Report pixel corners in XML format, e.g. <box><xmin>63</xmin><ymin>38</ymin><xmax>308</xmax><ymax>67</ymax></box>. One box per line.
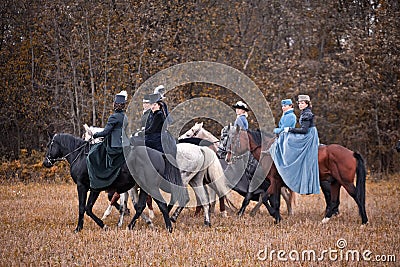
<box><xmin>0</xmin><ymin>0</ymin><xmax>399</xmax><ymax>176</ymax></box>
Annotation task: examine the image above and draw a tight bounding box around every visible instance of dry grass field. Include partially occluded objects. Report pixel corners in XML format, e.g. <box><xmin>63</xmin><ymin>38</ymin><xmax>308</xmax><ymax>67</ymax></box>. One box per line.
<box><xmin>0</xmin><ymin>176</ymin><xmax>399</xmax><ymax>266</ymax></box>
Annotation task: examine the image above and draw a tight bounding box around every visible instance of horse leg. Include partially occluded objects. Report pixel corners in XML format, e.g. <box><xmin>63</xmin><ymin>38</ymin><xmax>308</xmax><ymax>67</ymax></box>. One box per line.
<box><xmin>266</xmin><ymin>179</ymin><xmax>282</xmax><ymax>224</ymax></box>
<box><xmin>170</xmin><ymin>182</ymin><xmax>191</xmax><ymax>223</ymax></box>
<box><xmin>85</xmin><ymin>190</ymin><xmax>106</xmax><ymax>229</ymax></box>
<box><xmin>146</xmin><ymin>195</ymin><xmax>155</xmax><ymax>219</ymax></box>
<box><xmin>208</xmin><ymin>187</ymin><xmax>217</xmax><ymax>214</ymax></box>
<box><xmin>249</xmin><ymin>194</ymin><xmax>263</xmax><ymax>217</ymax></box>
<box><xmin>128</xmin><ymin>187</ymin><xmax>153</xmax><ymax>227</ymax></box>
<box><xmin>108</xmin><ymin>191</ymin><xmax>121</xmax><ymax>211</ymax></box>
<box><xmin>153</xmin><ymin>198</ymin><xmax>173</xmax><ymax>233</ymax></box>
<box><xmin>330</xmin><ymin>180</ymin><xmax>341</xmax><ymax>216</ymax></box>
<box><xmin>127</xmin><ymin>189</ymin><xmax>148</xmax><ymax>230</ymax></box>
<box><xmin>190</xmin><ymin>179</ymin><xmax>212</xmax><ymax>227</ymax></box>
<box><xmin>75</xmin><ymin>184</ymin><xmax>88</xmax><ymax>233</ymax></box>
<box><xmin>238</xmin><ymin>191</ymin><xmax>254</xmax><ymax>217</ymax></box>
<box><xmin>194</xmin><ymin>193</ymin><xmax>203</xmax><ymax>216</ymax></box>
<box><xmin>261</xmin><ymin>192</ymin><xmax>276</xmax><ymax>217</ymax></box>
<box><xmin>280</xmin><ymin>187</ymin><xmax>294</xmax><ymax>216</ymax></box>
<box><xmin>170</xmin><ymin>186</ymin><xmax>190</xmax><ymax>223</ymax></box>
<box><xmin>117</xmin><ymin>193</ymin><xmax>127</xmax><ymax>227</ymax></box>
<box><xmin>219</xmin><ymin>197</ymin><xmax>227</xmax><ymax>217</ymax></box>
<box><xmin>321</xmin><ymin>180</ymin><xmax>333</xmax><ymax>223</ymax></box>
<box><xmin>102</xmin><ymin>191</ymin><xmax>120</xmax><ymax>220</ymax></box>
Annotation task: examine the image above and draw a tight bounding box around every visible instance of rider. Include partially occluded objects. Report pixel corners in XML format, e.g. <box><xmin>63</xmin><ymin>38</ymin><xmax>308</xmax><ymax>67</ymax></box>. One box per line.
<box><xmin>270</xmin><ymin>94</ymin><xmax>320</xmax><ymax>195</ymax></box>
<box><xmin>232</xmin><ymin>101</ymin><xmax>249</xmax><ymax>130</ymax></box>
<box><xmin>144</xmin><ymin>92</ymin><xmax>166</xmax><ymax>152</ymax></box>
<box><xmin>86</xmin><ymin>91</ymin><xmax>129</xmax><ymax>190</ymax></box>
<box><xmin>144</xmin><ymin>90</ymin><xmax>183</xmax><ymax>189</ymax></box>
<box><xmin>141</xmin><ymin>94</ymin><xmax>152</xmax><ymax>130</ymax></box>
<box><xmin>273</xmin><ymin>99</ymin><xmax>297</xmax><ymax>134</ymax></box>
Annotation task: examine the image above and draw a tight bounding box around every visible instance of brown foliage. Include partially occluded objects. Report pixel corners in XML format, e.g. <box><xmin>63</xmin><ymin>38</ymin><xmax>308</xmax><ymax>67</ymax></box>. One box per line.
<box><xmin>0</xmin><ymin>0</ymin><xmax>399</xmax><ymax>174</ymax></box>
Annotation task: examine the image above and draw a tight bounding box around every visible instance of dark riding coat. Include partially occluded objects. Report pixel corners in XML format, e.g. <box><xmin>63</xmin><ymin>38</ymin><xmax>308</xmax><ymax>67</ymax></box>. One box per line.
<box><xmin>87</xmin><ymin>110</ymin><xmax>128</xmax><ymax>190</ymax></box>
<box><xmin>145</xmin><ymin>109</ymin><xmax>165</xmax><ymax>153</ymax></box>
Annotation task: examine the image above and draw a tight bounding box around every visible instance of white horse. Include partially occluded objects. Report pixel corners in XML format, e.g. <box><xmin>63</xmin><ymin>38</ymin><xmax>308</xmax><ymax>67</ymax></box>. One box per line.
<box><xmin>179</xmin><ymin>122</ymin><xmax>297</xmax><ymax>216</ymax></box>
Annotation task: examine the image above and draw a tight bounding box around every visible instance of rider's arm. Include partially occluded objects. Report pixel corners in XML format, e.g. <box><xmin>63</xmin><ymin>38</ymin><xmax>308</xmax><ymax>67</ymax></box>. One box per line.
<box><xmin>288</xmin><ymin>119</ymin><xmax>311</xmax><ymax>134</ymax></box>
<box><xmin>144</xmin><ymin>111</ymin><xmax>165</xmax><ymax>134</ymax></box>
<box><xmin>93</xmin><ymin>114</ymin><xmax>118</xmax><ymax>138</ymax></box>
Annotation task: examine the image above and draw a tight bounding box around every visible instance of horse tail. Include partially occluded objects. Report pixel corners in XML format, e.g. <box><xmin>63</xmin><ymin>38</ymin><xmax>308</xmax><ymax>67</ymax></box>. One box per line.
<box><xmin>354</xmin><ymin>152</ymin><xmax>366</xmax><ymax>209</ymax></box>
<box><xmin>201</xmin><ymin>147</ymin><xmax>237</xmax><ymax>211</ymax></box>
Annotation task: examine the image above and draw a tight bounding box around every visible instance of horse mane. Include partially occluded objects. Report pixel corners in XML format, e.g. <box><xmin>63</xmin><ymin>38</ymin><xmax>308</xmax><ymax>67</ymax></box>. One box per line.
<box><xmin>247</xmin><ymin>129</ymin><xmax>274</xmax><ymax>147</ymax></box>
<box><xmin>178</xmin><ymin>137</ymin><xmax>214</xmax><ymax>147</ymax></box>
<box><xmin>56</xmin><ymin>133</ymin><xmax>86</xmax><ymax>150</ymax></box>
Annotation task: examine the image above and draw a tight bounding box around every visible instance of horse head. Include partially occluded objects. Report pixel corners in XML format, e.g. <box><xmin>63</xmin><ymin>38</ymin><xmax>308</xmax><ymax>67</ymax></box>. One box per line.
<box><xmin>43</xmin><ymin>133</ymin><xmax>62</xmax><ymax>167</ymax></box>
<box><xmin>178</xmin><ymin>122</ymin><xmax>204</xmax><ymax>140</ymax></box>
<box><xmin>43</xmin><ymin>133</ymin><xmax>87</xmax><ymax>167</ymax></box>
<box><xmin>225</xmin><ymin>125</ymin><xmax>250</xmax><ymax>163</ymax></box>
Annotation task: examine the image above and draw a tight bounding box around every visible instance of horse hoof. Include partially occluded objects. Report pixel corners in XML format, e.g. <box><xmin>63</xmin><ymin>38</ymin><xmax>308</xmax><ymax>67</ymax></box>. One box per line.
<box><xmin>167</xmin><ymin>226</ymin><xmax>173</xmax><ymax>233</ymax></box>
<box><xmin>360</xmin><ymin>221</ymin><xmax>369</xmax><ymax>228</ymax></box>
<box><xmin>220</xmin><ymin>211</ymin><xmax>228</xmax><ymax>218</ymax></box>
<box><xmin>321</xmin><ymin>217</ymin><xmax>330</xmax><ymax>224</ymax></box>
<box><xmin>103</xmin><ymin>225</ymin><xmax>110</xmax><ymax>231</ymax></box>
<box><xmin>170</xmin><ymin>216</ymin><xmax>177</xmax><ymax>223</ymax></box>
<box><xmin>204</xmin><ymin>221</ymin><xmax>212</xmax><ymax>227</ymax></box>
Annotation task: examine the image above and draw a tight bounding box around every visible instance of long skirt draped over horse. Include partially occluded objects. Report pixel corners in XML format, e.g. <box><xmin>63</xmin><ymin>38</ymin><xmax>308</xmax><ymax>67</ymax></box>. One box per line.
<box><xmin>87</xmin><ymin>139</ymin><xmax>125</xmax><ymax>190</ymax></box>
<box><xmin>269</xmin><ymin>127</ymin><xmax>320</xmax><ymax>194</ymax></box>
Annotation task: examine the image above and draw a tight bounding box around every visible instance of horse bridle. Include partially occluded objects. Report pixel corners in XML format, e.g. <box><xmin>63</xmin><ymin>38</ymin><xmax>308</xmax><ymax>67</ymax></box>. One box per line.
<box><xmin>191</xmin><ymin>127</ymin><xmax>201</xmax><ymax>137</ymax></box>
<box><xmin>46</xmin><ymin>134</ymin><xmax>88</xmax><ymax>166</ymax></box>
<box><xmin>226</xmin><ymin>130</ymin><xmax>264</xmax><ymax>162</ymax></box>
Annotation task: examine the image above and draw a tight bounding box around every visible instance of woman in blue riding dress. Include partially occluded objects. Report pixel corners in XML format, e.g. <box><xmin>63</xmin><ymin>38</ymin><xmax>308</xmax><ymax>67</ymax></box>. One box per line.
<box><xmin>273</xmin><ymin>99</ymin><xmax>297</xmax><ymax>134</ymax></box>
<box><xmin>270</xmin><ymin>94</ymin><xmax>320</xmax><ymax>195</ymax></box>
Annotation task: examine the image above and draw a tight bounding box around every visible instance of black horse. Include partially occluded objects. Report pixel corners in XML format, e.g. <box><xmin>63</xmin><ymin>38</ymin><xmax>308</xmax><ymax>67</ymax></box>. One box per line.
<box><xmin>43</xmin><ymin>133</ymin><xmax>187</xmax><ymax>233</ymax></box>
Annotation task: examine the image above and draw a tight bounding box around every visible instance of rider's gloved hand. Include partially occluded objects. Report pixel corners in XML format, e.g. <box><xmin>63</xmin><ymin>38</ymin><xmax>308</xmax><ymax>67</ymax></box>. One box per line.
<box><xmin>283</xmin><ymin>127</ymin><xmax>290</xmax><ymax>133</ymax></box>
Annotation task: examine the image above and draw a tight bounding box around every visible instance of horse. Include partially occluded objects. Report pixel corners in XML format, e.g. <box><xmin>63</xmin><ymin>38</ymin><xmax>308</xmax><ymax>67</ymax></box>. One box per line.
<box><xmin>225</xmin><ymin>125</ymin><xmax>368</xmax><ymax>225</ymax></box>
<box><xmin>43</xmin><ymin>133</ymin><xmax>233</xmax><ymax>231</ymax></box>
<box><xmin>83</xmin><ymin>124</ymin><xmax>155</xmax><ymax>222</ymax></box>
<box><xmin>43</xmin><ymin>133</ymin><xmax>180</xmax><ymax>232</ymax></box>
<box><xmin>180</xmin><ymin>122</ymin><xmax>296</xmax><ymax>216</ymax></box>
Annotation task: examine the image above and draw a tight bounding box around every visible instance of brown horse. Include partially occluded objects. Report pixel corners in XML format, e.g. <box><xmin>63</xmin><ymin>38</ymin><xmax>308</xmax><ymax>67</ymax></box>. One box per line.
<box><xmin>226</xmin><ymin>126</ymin><xmax>368</xmax><ymax>225</ymax></box>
